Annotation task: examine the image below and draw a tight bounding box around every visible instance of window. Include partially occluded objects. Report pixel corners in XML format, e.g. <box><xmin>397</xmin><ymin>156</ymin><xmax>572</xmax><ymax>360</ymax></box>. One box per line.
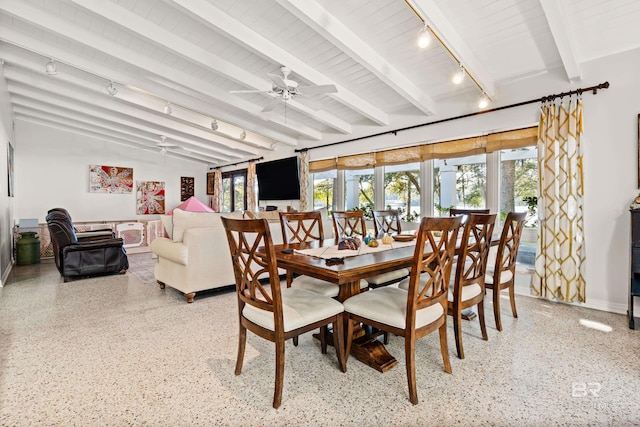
<box><xmin>384</xmin><ymin>163</ymin><xmax>420</xmax><ymax>222</ymax></box>
<box><xmin>313</xmin><ymin>170</ymin><xmax>337</xmax><ymax>212</ymax></box>
<box><xmin>499</xmin><ymin>147</ymin><xmax>538</xmax><ymax>224</ymax></box>
<box><xmin>344</xmin><ymin>168</ymin><xmax>374</xmax><ymax>216</ymax></box>
<box><xmin>221</xmin><ymin>169</ymin><xmax>247</xmax><ymax>212</ymax></box>
<box><xmin>434</xmin><ymin>155</ymin><xmax>487</xmax><ymax>216</ymax></box>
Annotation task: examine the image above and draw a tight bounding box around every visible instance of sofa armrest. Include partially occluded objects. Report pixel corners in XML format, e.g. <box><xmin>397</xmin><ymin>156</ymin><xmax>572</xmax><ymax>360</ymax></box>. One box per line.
<box><xmin>150</xmin><ymin>237</ymin><xmax>188</xmax><ymax>266</ymax></box>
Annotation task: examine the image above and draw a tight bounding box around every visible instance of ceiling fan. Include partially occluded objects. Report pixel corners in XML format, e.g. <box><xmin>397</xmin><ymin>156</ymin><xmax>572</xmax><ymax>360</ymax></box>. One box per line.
<box><xmin>230</xmin><ymin>66</ymin><xmax>338</xmax><ymax>112</ymax></box>
<box><xmin>155</xmin><ymin>136</ymin><xmax>179</xmax><ymax>153</ymax></box>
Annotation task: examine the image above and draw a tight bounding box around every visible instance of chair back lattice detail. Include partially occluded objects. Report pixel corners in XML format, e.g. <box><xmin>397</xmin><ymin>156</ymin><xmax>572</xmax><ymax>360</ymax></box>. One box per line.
<box><xmin>373</xmin><ymin>209</ymin><xmax>401</xmax><ymax>238</ymax></box>
<box><xmin>493</xmin><ymin>212</ymin><xmax>527</xmax><ymax>276</ymax></box>
<box><xmin>279</xmin><ymin>211</ymin><xmax>324</xmax><ymax>244</ymax></box>
<box><xmin>408</xmin><ymin>216</ymin><xmax>461</xmax><ymax>310</ymax></box>
<box><xmin>454</xmin><ymin>213</ymin><xmax>496</xmax><ymax>290</ymax></box>
<box><xmin>332</xmin><ymin>211</ymin><xmax>366</xmax><ymax>239</ymax></box>
<box><xmin>222</xmin><ymin>218</ymin><xmax>282</xmax><ymax>317</ymax></box>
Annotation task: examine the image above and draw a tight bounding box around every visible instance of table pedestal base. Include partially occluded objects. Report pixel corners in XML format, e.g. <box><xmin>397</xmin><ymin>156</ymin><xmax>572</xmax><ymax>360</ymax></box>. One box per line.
<box><xmin>314</xmin><ymin>326</ymin><xmax>397</xmax><ymax>373</ymax></box>
<box><xmin>349</xmin><ymin>335</ymin><xmax>398</xmax><ymax>372</ymax></box>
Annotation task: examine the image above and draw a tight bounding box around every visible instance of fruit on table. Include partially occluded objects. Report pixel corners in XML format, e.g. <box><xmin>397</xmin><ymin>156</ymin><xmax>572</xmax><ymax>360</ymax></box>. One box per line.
<box><xmin>367</xmin><ymin>239</ymin><xmax>379</xmax><ymax>247</ymax></box>
<box><xmin>381</xmin><ymin>233</ymin><xmax>393</xmax><ymax>244</ymax></box>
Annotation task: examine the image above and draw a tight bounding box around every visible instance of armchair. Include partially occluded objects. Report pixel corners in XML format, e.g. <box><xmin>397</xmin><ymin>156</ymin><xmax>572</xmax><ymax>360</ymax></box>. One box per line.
<box><xmin>45</xmin><ymin>213</ymin><xmax>129</xmax><ymax>282</ymax></box>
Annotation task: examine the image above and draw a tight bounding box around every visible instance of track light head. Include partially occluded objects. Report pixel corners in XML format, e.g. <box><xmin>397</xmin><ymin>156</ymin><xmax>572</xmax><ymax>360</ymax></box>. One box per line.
<box><xmin>478</xmin><ymin>92</ymin><xmax>490</xmax><ymax>109</ymax></box>
<box><xmin>45</xmin><ymin>59</ymin><xmax>57</xmax><ymax>75</ymax></box>
<box><xmin>163</xmin><ymin>102</ymin><xmax>172</xmax><ymax>115</ymax></box>
<box><xmin>452</xmin><ymin>65</ymin><xmax>465</xmax><ymax>85</ymax></box>
<box><xmin>417</xmin><ymin>24</ymin><xmax>431</xmax><ymax>48</ymax></box>
<box><xmin>211</xmin><ymin>119</ymin><xmax>218</xmax><ymax>131</ymax></box>
<box><xmin>106</xmin><ymin>82</ymin><xmax>117</xmax><ymax>96</ymax></box>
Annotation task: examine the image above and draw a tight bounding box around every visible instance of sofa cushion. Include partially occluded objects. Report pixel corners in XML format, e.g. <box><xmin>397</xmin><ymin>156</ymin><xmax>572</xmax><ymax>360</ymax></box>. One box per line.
<box><xmin>172</xmin><ymin>209</ymin><xmax>222</xmax><ymax>242</ymax></box>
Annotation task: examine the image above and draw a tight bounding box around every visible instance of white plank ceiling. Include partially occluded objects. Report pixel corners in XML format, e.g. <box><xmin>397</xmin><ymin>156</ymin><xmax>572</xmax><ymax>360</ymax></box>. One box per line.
<box><xmin>1</xmin><ymin>0</ymin><xmax>639</xmax><ymax>165</ymax></box>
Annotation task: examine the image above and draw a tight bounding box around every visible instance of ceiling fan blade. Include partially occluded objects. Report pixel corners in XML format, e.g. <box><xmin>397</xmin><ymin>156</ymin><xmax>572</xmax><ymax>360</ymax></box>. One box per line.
<box><xmin>230</xmin><ymin>89</ymin><xmax>269</xmax><ymax>94</ymax></box>
<box><xmin>267</xmin><ymin>73</ymin><xmax>289</xmax><ymax>91</ymax></box>
<box><xmin>297</xmin><ymin>84</ymin><xmax>338</xmax><ymax>95</ymax></box>
<box><xmin>262</xmin><ymin>97</ymin><xmax>281</xmax><ymax>113</ymax></box>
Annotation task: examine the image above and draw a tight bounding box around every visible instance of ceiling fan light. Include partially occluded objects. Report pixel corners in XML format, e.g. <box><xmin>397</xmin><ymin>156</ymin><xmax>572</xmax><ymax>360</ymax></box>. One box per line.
<box><xmin>478</xmin><ymin>92</ymin><xmax>490</xmax><ymax>109</ymax></box>
<box><xmin>106</xmin><ymin>82</ymin><xmax>117</xmax><ymax>96</ymax></box>
<box><xmin>163</xmin><ymin>102</ymin><xmax>172</xmax><ymax>115</ymax></box>
<box><xmin>210</xmin><ymin>118</ymin><xmax>218</xmax><ymax>131</ymax></box>
<box><xmin>45</xmin><ymin>59</ymin><xmax>57</xmax><ymax>75</ymax></box>
<box><xmin>452</xmin><ymin>66</ymin><xmax>465</xmax><ymax>85</ymax></box>
<box><xmin>417</xmin><ymin>24</ymin><xmax>431</xmax><ymax>48</ymax></box>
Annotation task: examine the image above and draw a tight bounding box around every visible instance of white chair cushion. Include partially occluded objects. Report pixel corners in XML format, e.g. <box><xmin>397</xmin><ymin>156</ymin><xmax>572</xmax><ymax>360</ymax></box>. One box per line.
<box><xmin>343</xmin><ymin>286</ymin><xmax>443</xmax><ymax>330</ymax></box>
<box><xmin>291</xmin><ymin>276</ymin><xmax>339</xmax><ymax>297</ymax></box>
<box><xmin>291</xmin><ymin>276</ymin><xmax>367</xmax><ymax>297</ymax></box>
<box><xmin>364</xmin><ymin>268</ymin><xmax>410</xmax><ymax>286</ymax></box>
<box><xmin>485</xmin><ymin>268</ymin><xmax>513</xmax><ymax>285</ymax></box>
<box><xmin>242</xmin><ymin>288</ymin><xmax>344</xmax><ymax>332</ymax></box>
<box><xmin>447</xmin><ymin>283</ymin><xmax>483</xmax><ymax>303</ymax></box>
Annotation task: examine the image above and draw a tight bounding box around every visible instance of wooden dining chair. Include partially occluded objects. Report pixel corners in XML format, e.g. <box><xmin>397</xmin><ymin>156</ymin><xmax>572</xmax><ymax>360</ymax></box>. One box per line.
<box><xmin>331</xmin><ymin>210</ymin><xmax>367</xmax><ymax>239</ymax></box>
<box><xmin>449</xmin><ymin>208</ymin><xmax>490</xmax><ymax>225</ymax></box>
<box><xmin>221</xmin><ymin>217</ymin><xmax>346</xmax><ymax>408</ymax></box>
<box><xmin>366</xmin><ymin>209</ymin><xmax>411</xmax><ymax>288</ymax></box>
<box><xmin>280</xmin><ymin>211</ymin><xmax>348</xmax><ymax>351</ymax></box>
<box><xmin>448</xmin><ymin>212</ymin><xmax>496</xmax><ymax>359</ymax></box>
<box><xmin>485</xmin><ymin>211</ymin><xmax>527</xmax><ymax>331</ymax></box>
<box><xmin>343</xmin><ymin>216</ymin><xmax>462</xmax><ymax>404</ymax></box>
<box><xmin>373</xmin><ymin>209</ymin><xmax>402</xmax><ymax>238</ymax></box>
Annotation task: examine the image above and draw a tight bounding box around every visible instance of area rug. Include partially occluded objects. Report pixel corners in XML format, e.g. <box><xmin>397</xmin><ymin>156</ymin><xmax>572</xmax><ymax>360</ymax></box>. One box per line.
<box><xmin>126</xmin><ymin>252</ymin><xmax>156</xmax><ymax>284</ymax></box>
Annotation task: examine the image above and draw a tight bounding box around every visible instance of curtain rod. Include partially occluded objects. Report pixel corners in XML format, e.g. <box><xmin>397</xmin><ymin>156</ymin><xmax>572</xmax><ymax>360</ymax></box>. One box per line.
<box><xmin>295</xmin><ymin>81</ymin><xmax>610</xmax><ymax>153</ymax></box>
<box><xmin>210</xmin><ymin>156</ymin><xmax>263</xmax><ymax>170</ymax></box>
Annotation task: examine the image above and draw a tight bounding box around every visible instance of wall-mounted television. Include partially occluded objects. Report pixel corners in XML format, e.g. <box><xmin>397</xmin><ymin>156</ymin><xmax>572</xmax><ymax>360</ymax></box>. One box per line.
<box><xmin>256</xmin><ymin>156</ymin><xmax>300</xmax><ymax>201</ymax></box>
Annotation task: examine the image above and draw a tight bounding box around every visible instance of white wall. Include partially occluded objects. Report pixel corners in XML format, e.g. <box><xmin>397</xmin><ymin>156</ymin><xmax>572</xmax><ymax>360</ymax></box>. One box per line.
<box><xmin>307</xmin><ymin>48</ymin><xmax>640</xmax><ymax>314</ymax></box>
<box><xmin>14</xmin><ymin>122</ymin><xmax>209</xmax><ymax>223</ymax></box>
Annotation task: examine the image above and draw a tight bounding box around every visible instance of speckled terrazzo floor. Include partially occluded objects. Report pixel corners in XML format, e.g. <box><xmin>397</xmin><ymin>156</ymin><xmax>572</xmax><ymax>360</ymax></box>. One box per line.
<box><xmin>1</xmin><ymin>256</ymin><xmax>639</xmax><ymax>427</ymax></box>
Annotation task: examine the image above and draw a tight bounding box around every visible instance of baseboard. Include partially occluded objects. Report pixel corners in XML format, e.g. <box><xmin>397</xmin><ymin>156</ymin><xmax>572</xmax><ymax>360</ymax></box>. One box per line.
<box><xmin>513</xmin><ymin>272</ymin><xmax>628</xmax><ymax>315</ymax></box>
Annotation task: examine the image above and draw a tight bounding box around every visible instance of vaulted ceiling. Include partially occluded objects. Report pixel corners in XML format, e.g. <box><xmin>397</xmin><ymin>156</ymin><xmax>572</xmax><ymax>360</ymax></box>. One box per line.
<box><xmin>1</xmin><ymin>0</ymin><xmax>639</xmax><ymax>166</ymax></box>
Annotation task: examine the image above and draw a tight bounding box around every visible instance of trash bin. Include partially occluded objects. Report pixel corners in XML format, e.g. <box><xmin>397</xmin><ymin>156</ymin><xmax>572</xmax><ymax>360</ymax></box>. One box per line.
<box><xmin>16</xmin><ymin>231</ymin><xmax>41</xmax><ymax>265</ymax></box>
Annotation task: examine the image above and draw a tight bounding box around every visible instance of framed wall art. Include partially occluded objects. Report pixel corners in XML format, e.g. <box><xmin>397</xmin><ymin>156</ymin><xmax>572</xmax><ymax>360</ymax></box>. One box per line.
<box><xmin>136</xmin><ymin>181</ymin><xmax>165</xmax><ymax>214</ymax></box>
<box><xmin>181</xmin><ymin>176</ymin><xmax>194</xmax><ymax>201</ymax></box>
<box><xmin>207</xmin><ymin>172</ymin><xmax>215</xmax><ymax>195</ymax></box>
<box><xmin>89</xmin><ymin>164</ymin><xmax>133</xmax><ymax>193</ymax></box>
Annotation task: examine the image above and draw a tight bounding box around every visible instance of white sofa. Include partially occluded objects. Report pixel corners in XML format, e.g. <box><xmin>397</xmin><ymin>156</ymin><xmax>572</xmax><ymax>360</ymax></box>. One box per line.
<box><xmin>150</xmin><ymin>209</ymin><xmax>283</xmax><ymax>303</ymax></box>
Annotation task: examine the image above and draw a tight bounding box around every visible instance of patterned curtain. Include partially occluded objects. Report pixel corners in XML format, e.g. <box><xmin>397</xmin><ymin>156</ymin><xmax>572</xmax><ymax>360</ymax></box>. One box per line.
<box><xmin>213</xmin><ymin>169</ymin><xmax>223</xmax><ymax>212</ymax></box>
<box><xmin>299</xmin><ymin>151</ymin><xmax>309</xmax><ymax>211</ymax></box>
<box><xmin>247</xmin><ymin>162</ymin><xmax>257</xmax><ymax>212</ymax></box>
<box><xmin>533</xmin><ymin>97</ymin><xmax>586</xmax><ymax>302</ymax></box>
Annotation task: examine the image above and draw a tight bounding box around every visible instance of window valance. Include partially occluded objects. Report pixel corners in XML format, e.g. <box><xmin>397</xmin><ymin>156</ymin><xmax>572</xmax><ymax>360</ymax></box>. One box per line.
<box><xmin>309</xmin><ymin>126</ymin><xmax>537</xmax><ymax>171</ymax></box>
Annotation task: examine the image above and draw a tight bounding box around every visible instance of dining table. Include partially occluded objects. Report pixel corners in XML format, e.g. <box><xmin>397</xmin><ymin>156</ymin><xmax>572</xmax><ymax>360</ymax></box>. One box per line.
<box><xmin>259</xmin><ymin>226</ymin><xmax>499</xmax><ymax>373</ymax></box>
<box><xmin>263</xmin><ymin>237</ymin><xmax>419</xmax><ymax>373</ymax></box>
